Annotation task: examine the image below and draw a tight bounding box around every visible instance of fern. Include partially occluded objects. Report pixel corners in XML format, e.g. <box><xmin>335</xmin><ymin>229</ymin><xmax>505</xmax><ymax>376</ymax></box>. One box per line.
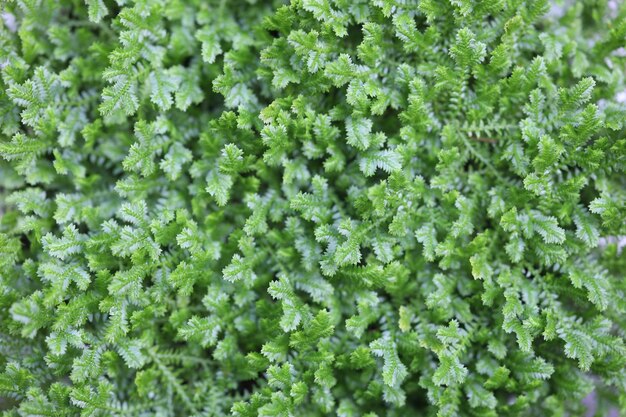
<box><xmin>0</xmin><ymin>0</ymin><xmax>625</xmax><ymax>416</ymax></box>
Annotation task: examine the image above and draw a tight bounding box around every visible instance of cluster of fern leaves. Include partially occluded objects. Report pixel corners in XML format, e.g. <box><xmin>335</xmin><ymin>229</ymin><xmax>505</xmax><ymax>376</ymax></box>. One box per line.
<box><xmin>1</xmin><ymin>0</ymin><xmax>625</xmax><ymax>416</ymax></box>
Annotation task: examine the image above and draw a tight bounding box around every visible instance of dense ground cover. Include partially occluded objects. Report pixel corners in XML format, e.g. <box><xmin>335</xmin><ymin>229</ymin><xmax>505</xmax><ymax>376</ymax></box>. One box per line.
<box><xmin>1</xmin><ymin>0</ymin><xmax>625</xmax><ymax>416</ymax></box>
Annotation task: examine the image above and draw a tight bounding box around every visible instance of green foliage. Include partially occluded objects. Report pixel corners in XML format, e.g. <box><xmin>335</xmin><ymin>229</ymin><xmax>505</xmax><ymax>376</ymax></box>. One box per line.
<box><xmin>1</xmin><ymin>0</ymin><xmax>625</xmax><ymax>416</ymax></box>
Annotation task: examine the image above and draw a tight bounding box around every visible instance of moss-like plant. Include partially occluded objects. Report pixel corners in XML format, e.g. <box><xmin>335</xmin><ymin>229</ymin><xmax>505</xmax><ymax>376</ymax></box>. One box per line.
<box><xmin>1</xmin><ymin>0</ymin><xmax>625</xmax><ymax>415</ymax></box>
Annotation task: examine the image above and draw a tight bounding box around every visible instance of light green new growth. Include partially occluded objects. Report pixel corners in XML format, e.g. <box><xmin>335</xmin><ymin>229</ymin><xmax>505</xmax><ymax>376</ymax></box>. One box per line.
<box><xmin>1</xmin><ymin>0</ymin><xmax>625</xmax><ymax>416</ymax></box>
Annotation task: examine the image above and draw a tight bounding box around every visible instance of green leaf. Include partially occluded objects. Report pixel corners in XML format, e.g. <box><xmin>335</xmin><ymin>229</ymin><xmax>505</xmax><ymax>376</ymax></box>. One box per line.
<box><xmin>99</xmin><ymin>73</ymin><xmax>139</xmax><ymax>117</ymax></box>
<box><xmin>148</xmin><ymin>69</ymin><xmax>178</xmax><ymax>111</ymax></box>
<box><xmin>86</xmin><ymin>0</ymin><xmax>109</xmax><ymax>23</ymax></box>
<box><xmin>196</xmin><ymin>28</ymin><xmax>222</xmax><ymax>64</ymax></box>
<box><xmin>484</xmin><ymin>367</ymin><xmax>510</xmax><ymax>390</ymax></box>
<box><xmin>560</xmin><ymin>77</ymin><xmax>595</xmax><ymax>111</ymax></box>
<box><xmin>465</xmin><ymin>382</ymin><xmax>496</xmax><ymax>409</ymax></box>
<box><xmin>450</xmin><ymin>28</ymin><xmax>486</xmax><ymax>68</ymax></box>
<box><xmin>415</xmin><ymin>223</ymin><xmax>437</xmax><ymax>262</ymax></box>
<box><xmin>558</xmin><ymin>326</ymin><xmax>594</xmax><ymax>371</ymax></box>
<box><xmin>433</xmin><ymin>354</ymin><xmax>468</xmax><ymax>386</ymax></box>
<box><xmin>573</xmin><ymin>211</ymin><xmax>599</xmax><ymax>248</ymax></box>
<box><xmin>346</xmin><ymin>117</ymin><xmax>373</xmax><ymax>150</ymax></box>
<box><xmin>206</xmin><ymin>169</ymin><xmax>233</xmax><ymax>206</ymax></box>
<box><xmin>223</xmin><ymin>254</ymin><xmax>256</xmax><ymax>284</ymax></box>
<box><xmin>370</xmin><ymin>337</ymin><xmax>407</xmax><ymax>388</ymax></box>
<box><xmin>334</xmin><ymin>239</ymin><xmax>361</xmax><ymax>266</ymax></box>
<box><xmin>170</xmin><ymin>65</ymin><xmax>204</xmax><ymax>111</ymax></box>
<box><xmin>569</xmin><ymin>269</ymin><xmax>609</xmax><ymax>311</ymax></box>
<box><xmin>530</xmin><ymin>211</ymin><xmax>565</xmax><ymax>244</ymax></box>
<box><xmin>359</xmin><ymin>150</ymin><xmax>402</xmax><ymax>176</ymax></box>
<box><xmin>470</xmin><ymin>253</ymin><xmax>493</xmax><ymax>281</ymax></box>
<box><xmin>179</xmin><ymin>316</ymin><xmax>222</xmax><ymax>348</ymax></box>
<box><xmin>324</xmin><ymin>54</ymin><xmax>355</xmax><ymax>87</ymax></box>
<box><xmin>42</xmin><ymin>225</ymin><xmax>85</xmax><ymax>260</ymax></box>
<box><xmin>511</xmin><ymin>354</ymin><xmax>554</xmax><ymax>384</ymax></box>
<box><xmin>117</xmin><ymin>339</ymin><xmax>147</xmax><ymax>368</ymax></box>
